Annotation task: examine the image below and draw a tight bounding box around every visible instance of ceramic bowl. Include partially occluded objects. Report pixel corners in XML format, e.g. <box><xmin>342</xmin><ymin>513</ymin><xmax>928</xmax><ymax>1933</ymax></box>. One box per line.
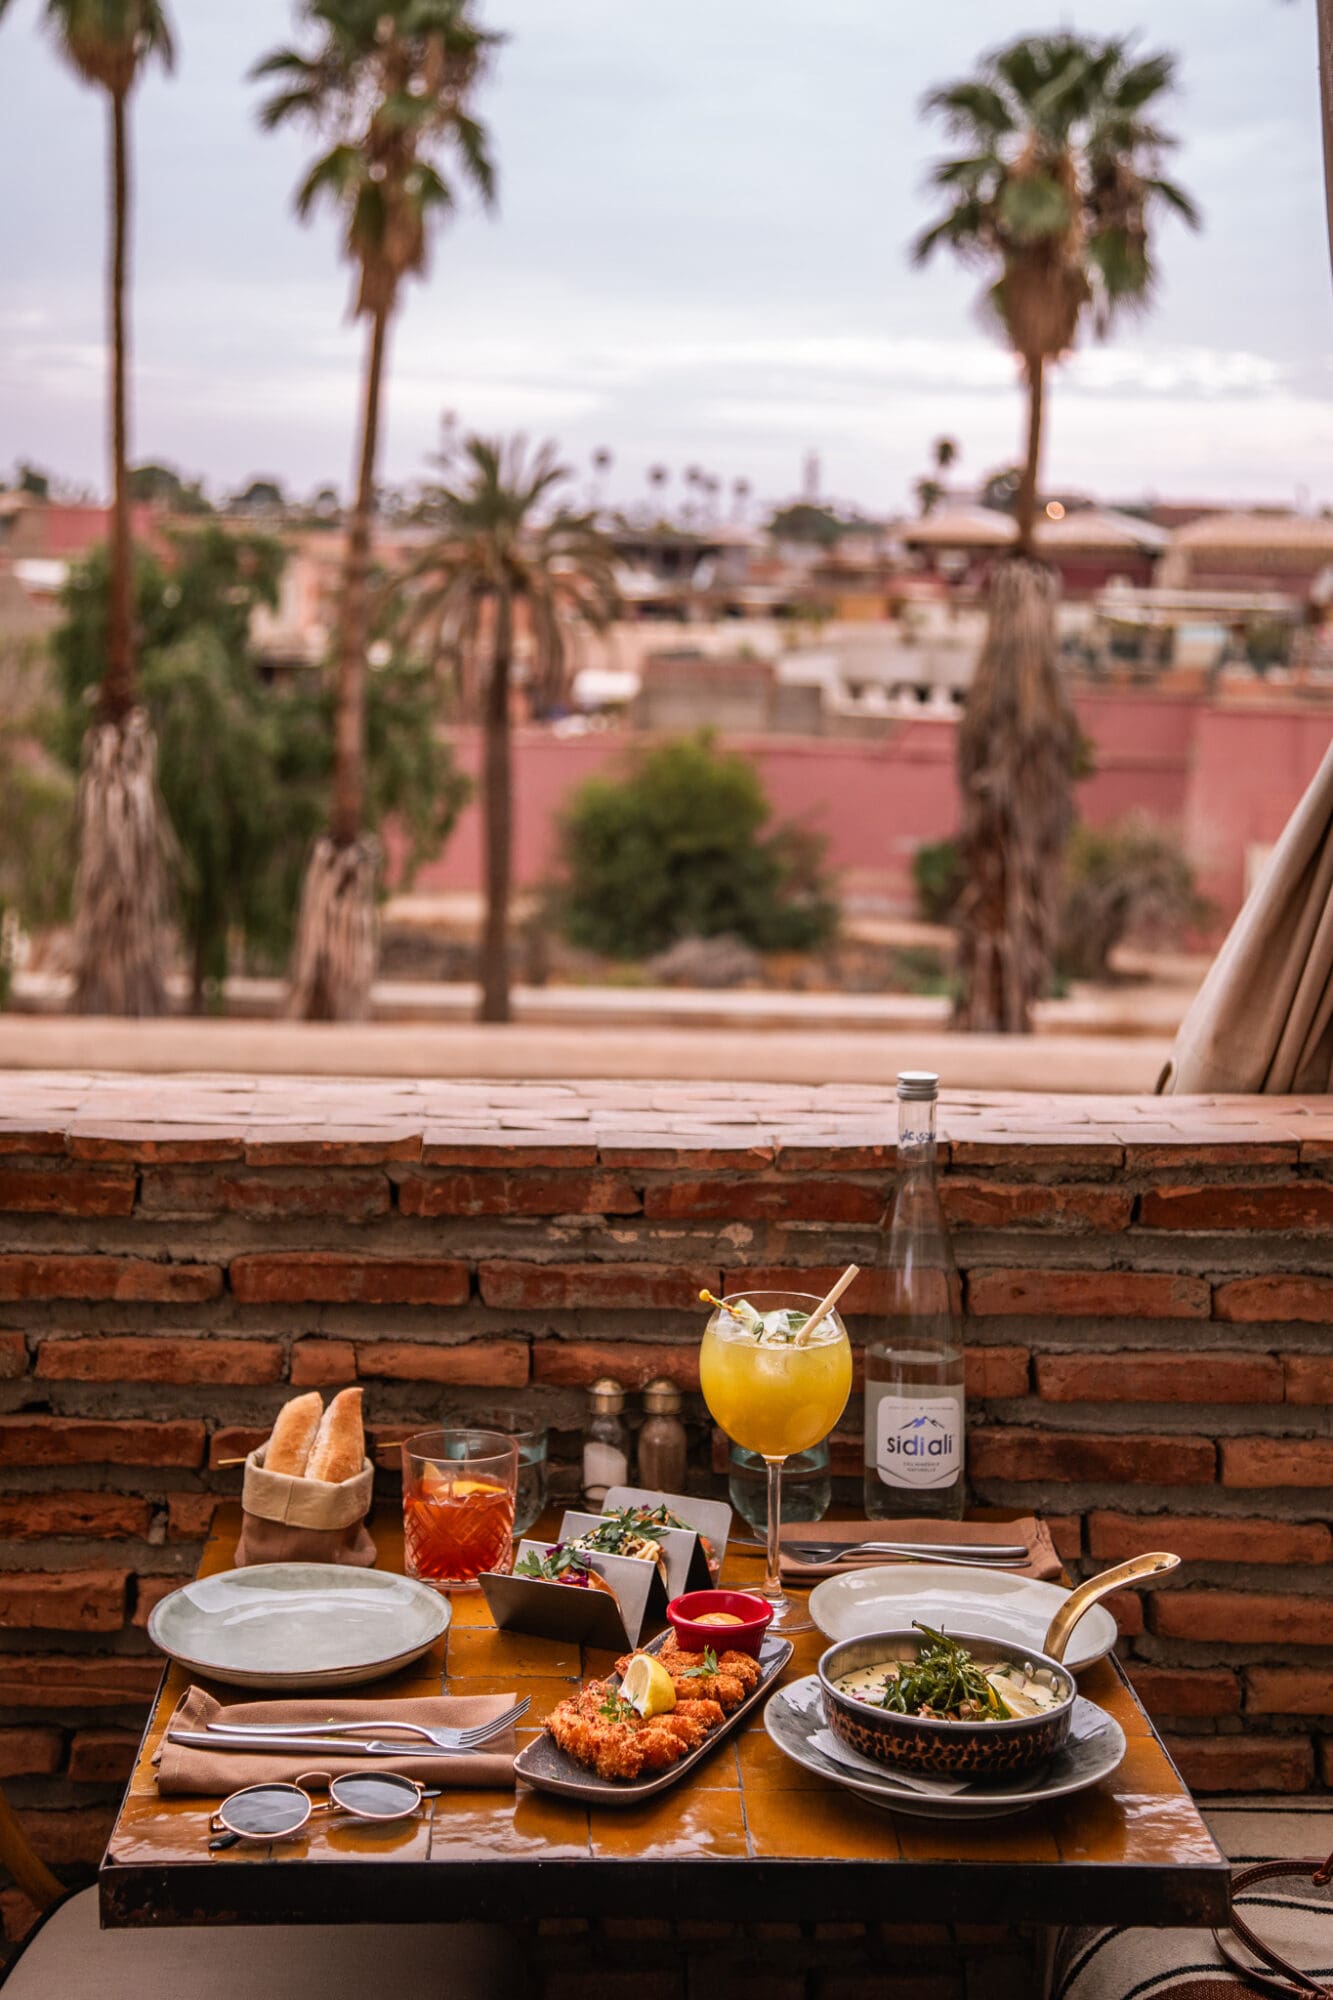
<box><xmin>817</xmin><ymin>1627</ymin><xmax>1076</xmax><ymax>1780</ymax></box>
<box><xmin>667</xmin><ymin>1588</ymin><xmax>773</xmax><ymax>1658</ymax></box>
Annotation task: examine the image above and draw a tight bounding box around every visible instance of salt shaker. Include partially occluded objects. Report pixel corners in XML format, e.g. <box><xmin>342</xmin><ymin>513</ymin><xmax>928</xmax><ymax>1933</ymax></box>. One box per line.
<box><xmin>638</xmin><ymin>1377</ymin><xmax>687</xmax><ymax>1493</ymax></box>
<box><xmin>581</xmin><ymin>1377</ymin><xmax>629</xmax><ymax>1507</ymax></box>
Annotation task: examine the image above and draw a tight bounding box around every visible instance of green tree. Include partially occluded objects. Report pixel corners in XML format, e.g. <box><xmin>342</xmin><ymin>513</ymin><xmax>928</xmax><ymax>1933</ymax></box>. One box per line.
<box><xmin>253</xmin><ymin>0</ymin><xmax>499</xmax><ymax>1021</ymax></box>
<box><xmin>400</xmin><ymin>435</ymin><xmax>618</xmax><ymax>1022</ymax></box>
<box><xmin>0</xmin><ymin>644</ymin><xmax>76</xmax><ymax>1005</ymax></box>
<box><xmin>0</xmin><ymin>0</ymin><xmax>177</xmax><ymax>1015</ymax></box>
<box><xmin>1057</xmin><ymin>817</ymin><xmax>1210</xmax><ymax>984</ymax></box>
<box><xmin>53</xmin><ymin>531</ymin><xmax>468</xmax><ymax>1008</ymax></box>
<box><xmin>556</xmin><ymin>734</ymin><xmax>836</xmax><ymax>962</ymax></box>
<box><xmin>128</xmin><ymin>461</ymin><xmax>211</xmax><ymax>512</ymax></box>
<box><xmin>767</xmin><ymin>502</ymin><xmax>843</xmax><ymax>548</ymax></box>
<box><xmin>914</xmin><ymin>478</ymin><xmax>944</xmax><ymax>517</ymax></box>
<box><xmin>914</xmin><ymin>34</ymin><xmax>1198</xmax><ymax>1031</ymax></box>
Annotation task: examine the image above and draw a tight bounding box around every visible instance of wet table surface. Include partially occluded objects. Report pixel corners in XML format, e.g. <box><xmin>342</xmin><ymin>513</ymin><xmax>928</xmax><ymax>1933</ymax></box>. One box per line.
<box><xmin>99</xmin><ymin>1506</ymin><xmax>1229</xmax><ymax>1930</ymax></box>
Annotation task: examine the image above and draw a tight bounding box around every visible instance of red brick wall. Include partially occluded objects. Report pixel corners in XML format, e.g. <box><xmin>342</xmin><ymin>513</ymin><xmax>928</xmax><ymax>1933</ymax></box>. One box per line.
<box><xmin>1</xmin><ymin>1074</ymin><xmax>1330</xmax><ymax>1887</ymax></box>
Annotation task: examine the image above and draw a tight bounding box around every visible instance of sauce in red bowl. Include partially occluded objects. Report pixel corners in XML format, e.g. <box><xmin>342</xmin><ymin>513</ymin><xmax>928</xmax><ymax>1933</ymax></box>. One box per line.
<box><xmin>667</xmin><ymin>1588</ymin><xmax>773</xmax><ymax>1658</ymax></box>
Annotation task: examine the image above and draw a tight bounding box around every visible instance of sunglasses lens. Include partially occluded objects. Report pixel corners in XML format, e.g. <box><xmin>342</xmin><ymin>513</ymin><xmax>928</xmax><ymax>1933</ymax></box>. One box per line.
<box><xmin>224</xmin><ymin>1785</ymin><xmax>309</xmax><ymax>1837</ymax></box>
<box><xmin>330</xmin><ymin>1773</ymin><xmax>419</xmax><ymax>1819</ymax></box>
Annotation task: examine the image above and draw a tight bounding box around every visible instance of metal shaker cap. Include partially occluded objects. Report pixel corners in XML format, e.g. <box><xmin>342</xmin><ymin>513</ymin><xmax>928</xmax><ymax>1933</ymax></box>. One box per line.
<box><xmin>897</xmin><ymin>1070</ymin><xmax>940</xmax><ymax>1101</ymax></box>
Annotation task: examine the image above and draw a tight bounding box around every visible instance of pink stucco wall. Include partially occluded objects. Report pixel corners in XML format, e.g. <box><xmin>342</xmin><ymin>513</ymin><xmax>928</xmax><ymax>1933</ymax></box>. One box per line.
<box><xmin>404</xmin><ymin>694</ymin><xmax>1330</xmax><ymax>930</ymax></box>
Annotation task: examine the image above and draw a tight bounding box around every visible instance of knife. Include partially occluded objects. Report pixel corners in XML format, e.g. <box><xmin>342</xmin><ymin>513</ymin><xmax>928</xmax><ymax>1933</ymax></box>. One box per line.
<box><xmin>168</xmin><ymin>1728</ymin><xmax>471</xmax><ymax>1759</ymax></box>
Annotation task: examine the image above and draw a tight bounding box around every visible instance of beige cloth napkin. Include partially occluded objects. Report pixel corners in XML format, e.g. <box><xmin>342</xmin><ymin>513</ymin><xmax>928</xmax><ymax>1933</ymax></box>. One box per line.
<box><xmin>777</xmin><ymin>1515</ymin><xmax>1061</xmax><ymax>1583</ymax></box>
<box><xmin>155</xmin><ymin>1687</ymin><xmax>517</xmax><ymax>1795</ymax></box>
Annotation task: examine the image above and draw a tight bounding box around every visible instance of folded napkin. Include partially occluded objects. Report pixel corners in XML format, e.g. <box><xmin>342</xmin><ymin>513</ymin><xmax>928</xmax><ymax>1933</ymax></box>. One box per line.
<box><xmin>155</xmin><ymin>1687</ymin><xmax>518</xmax><ymax>1796</ymax></box>
<box><xmin>810</xmin><ymin>1726</ymin><xmax>971</xmax><ymax>1796</ymax></box>
<box><xmin>777</xmin><ymin>1515</ymin><xmax>1061</xmax><ymax>1583</ymax></box>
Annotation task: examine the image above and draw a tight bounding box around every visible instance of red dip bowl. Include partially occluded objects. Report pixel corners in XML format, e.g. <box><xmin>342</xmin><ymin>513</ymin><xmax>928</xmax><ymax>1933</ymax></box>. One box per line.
<box><xmin>667</xmin><ymin>1589</ymin><xmax>773</xmax><ymax>1658</ymax></box>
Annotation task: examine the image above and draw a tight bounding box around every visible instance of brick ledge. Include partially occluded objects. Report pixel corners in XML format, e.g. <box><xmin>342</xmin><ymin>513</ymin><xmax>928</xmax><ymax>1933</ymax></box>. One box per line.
<box><xmin>1</xmin><ymin>1074</ymin><xmax>1330</xmax><ymax>1167</ymax></box>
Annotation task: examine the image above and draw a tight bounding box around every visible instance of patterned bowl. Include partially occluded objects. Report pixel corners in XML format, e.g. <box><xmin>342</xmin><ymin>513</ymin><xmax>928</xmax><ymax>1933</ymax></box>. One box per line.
<box><xmin>817</xmin><ymin>1628</ymin><xmax>1076</xmax><ymax>1781</ymax></box>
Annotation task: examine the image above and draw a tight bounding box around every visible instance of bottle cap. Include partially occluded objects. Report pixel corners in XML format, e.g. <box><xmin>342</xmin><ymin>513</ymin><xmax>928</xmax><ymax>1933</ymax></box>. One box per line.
<box><xmin>642</xmin><ymin>1377</ymin><xmax>682</xmax><ymax>1414</ymax></box>
<box><xmin>589</xmin><ymin>1376</ymin><xmax>626</xmax><ymax>1413</ymax></box>
<box><xmin>897</xmin><ymin>1070</ymin><xmax>940</xmax><ymax>1101</ymax></box>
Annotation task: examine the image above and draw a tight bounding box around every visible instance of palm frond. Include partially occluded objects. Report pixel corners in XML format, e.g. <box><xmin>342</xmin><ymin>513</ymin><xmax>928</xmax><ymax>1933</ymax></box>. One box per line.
<box><xmin>1143</xmin><ymin>174</ymin><xmax>1201</xmax><ymax>229</ymax></box>
<box><xmin>920</xmin><ymin>79</ymin><xmax>1014</xmax><ymax>139</ymax></box>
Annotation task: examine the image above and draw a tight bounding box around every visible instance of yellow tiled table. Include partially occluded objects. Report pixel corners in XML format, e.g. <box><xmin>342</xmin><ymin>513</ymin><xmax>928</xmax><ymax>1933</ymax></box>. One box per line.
<box><xmin>100</xmin><ymin>1507</ymin><xmax>1229</xmax><ymax>1931</ymax></box>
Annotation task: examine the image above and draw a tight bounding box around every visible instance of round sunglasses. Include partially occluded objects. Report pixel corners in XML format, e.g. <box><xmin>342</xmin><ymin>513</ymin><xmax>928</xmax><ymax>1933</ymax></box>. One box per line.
<box><xmin>208</xmin><ymin>1772</ymin><xmax>436</xmax><ymax>1850</ymax></box>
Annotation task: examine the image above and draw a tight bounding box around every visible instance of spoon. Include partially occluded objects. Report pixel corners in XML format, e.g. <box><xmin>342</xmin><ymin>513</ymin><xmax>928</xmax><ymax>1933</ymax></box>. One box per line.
<box><xmin>1042</xmin><ymin>1551</ymin><xmax>1180</xmax><ymax>1663</ymax></box>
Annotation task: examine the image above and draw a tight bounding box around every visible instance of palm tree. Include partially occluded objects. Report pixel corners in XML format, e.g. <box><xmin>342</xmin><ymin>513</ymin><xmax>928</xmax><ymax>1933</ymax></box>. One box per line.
<box><xmin>933</xmin><ymin>436</ymin><xmax>959</xmax><ymax>476</ymax></box>
<box><xmin>914</xmin><ymin>33</ymin><xmax>1198</xmax><ymax>1030</ymax></box>
<box><xmin>915</xmin><ymin>477</ymin><xmax>944</xmax><ymax>517</ymax></box>
<box><xmin>399</xmin><ymin>436</ymin><xmax>618</xmax><ymax>1022</ymax></box>
<box><xmin>1</xmin><ymin>0</ymin><xmax>176</xmax><ymax>1014</ymax></box>
<box><xmin>253</xmin><ymin>0</ymin><xmax>498</xmax><ymax>1020</ymax></box>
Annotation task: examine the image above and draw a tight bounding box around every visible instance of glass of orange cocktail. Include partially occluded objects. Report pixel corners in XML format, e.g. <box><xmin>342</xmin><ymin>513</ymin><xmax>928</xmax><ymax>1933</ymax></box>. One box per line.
<box><xmin>401</xmin><ymin>1428</ymin><xmax>518</xmax><ymax>1591</ymax></box>
<box><xmin>700</xmin><ymin>1292</ymin><xmax>852</xmax><ymax>1634</ymax></box>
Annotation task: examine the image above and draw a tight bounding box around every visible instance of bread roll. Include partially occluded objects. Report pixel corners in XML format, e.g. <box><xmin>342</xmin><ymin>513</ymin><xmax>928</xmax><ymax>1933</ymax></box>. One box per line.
<box><xmin>306</xmin><ymin>1387</ymin><xmax>365</xmax><ymax>1484</ymax></box>
<box><xmin>264</xmin><ymin>1392</ymin><xmax>323</xmax><ymax>1476</ymax></box>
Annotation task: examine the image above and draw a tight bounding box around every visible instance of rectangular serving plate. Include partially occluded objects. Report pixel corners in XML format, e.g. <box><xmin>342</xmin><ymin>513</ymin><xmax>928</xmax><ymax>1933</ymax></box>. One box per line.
<box><xmin>513</xmin><ymin>1626</ymin><xmax>793</xmax><ymax>1805</ymax></box>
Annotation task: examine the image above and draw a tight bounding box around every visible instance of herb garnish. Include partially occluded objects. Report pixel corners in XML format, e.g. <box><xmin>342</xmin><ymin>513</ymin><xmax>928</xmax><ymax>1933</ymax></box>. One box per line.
<box><xmin>598</xmin><ymin>1686</ymin><xmax>635</xmax><ymax>1722</ymax></box>
<box><xmin>681</xmin><ymin>1646</ymin><xmax>720</xmax><ymax>1679</ymax></box>
<box><xmin>514</xmin><ymin>1542</ymin><xmax>595</xmax><ymax>1583</ymax></box>
<box><xmin>874</xmin><ymin>1624</ymin><xmax>1013</xmax><ymax>1721</ymax></box>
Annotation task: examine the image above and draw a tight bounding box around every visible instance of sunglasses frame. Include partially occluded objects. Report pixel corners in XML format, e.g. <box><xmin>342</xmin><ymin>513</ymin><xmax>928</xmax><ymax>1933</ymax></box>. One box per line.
<box><xmin>208</xmin><ymin>1771</ymin><xmax>429</xmax><ymax>1849</ymax></box>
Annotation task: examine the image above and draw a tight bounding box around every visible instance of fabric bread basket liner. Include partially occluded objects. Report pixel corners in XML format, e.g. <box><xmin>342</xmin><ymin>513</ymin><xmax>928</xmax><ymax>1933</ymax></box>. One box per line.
<box><xmin>235</xmin><ymin>1443</ymin><xmax>376</xmax><ymax>1567</ymax></box>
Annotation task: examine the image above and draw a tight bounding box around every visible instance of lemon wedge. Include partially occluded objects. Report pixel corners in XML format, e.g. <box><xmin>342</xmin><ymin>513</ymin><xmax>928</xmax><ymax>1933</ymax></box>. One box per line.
<box><xmin>619</xmin><ymin>1653</ymin><xmax>676</xmax><ymax>1718</ymax></box>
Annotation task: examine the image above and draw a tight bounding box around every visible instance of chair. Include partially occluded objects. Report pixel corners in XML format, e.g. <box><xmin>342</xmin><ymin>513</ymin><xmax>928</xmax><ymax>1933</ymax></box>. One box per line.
<box><xmin>1049</xmin><ymin>1799</ymin><xmax>1333</xmax><ymax>1998</ymax></box>
<box><xmin>0</xmin><ymin>1783</ymin><xmax>525</xmax><ymax>1999</ymax></box>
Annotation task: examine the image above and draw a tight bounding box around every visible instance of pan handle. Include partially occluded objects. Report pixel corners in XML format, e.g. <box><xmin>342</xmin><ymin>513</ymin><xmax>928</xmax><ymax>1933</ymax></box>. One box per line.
<box><xmin>1043</xmin><ymin>1552</ymin><xmax>1180</xmax><ymax>1663</ymax></box>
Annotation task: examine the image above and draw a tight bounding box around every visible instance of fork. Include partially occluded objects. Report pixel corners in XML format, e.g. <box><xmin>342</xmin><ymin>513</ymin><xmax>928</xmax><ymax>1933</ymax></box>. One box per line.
<box><xmin>204</xmin><ymin>1697</ymin><xmax>530</xmax><ymax>1751</ymax></box>
<box><xmin>780</xmin><ymin>1540</ymin><xmax>1028</xmax><ymax>1569</ymax></box>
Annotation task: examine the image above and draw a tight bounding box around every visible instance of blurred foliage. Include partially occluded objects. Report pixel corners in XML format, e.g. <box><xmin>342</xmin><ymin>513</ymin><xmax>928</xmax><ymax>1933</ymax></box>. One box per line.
<box><xmin>128</xmin><ymin>462</ymin><xmax>213</xmax><ymax>512</ymax></box>
<box><xmin>0</xmin><ymin>642</ymin><xmax>76</xmax><ymax>1004</ymax></box>
<box><xmin>51</xmin><ymin>529</ymin><xmax>469</xmax><ymax>1002</ymax></box>
<box><xmin>1243</xmin><ymin>617</ymin><xmax>1292</xmax><ymax>674</ymax></box>
<box><xmin>1057</xmin><ymin>814</ymin><xmax>1210</xmax><ymax>983</ymax></box>
<box><xmin>912</xmin><ymin>837</ymin><xmax>966</xmax><ymax>926</ymax></box>
<box><xmin>766</xmin><ymin>503</ymin><xmax>844</xmax><ymax>548</ymax></box>
<box><xmin>916</xmin><ymin>815</ymin><xmax>1207</xmax><ymax>986</ymax></box>
<box><xmin>555</xmin><ymin>733</ymin><xmax>837</xmax><ymax>960</ymax></box>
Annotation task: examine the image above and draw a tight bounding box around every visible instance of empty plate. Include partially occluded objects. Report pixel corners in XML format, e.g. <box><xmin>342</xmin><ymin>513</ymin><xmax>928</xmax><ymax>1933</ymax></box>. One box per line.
<box><xmin>147</xmin><ymin>1563</ymin><xmax>452</xmax><ymax>1690</ymax></box>
<box><xmin>808</xmin><ymin>1565</ymin><xmax>1116</xmax><ymax>1673</ymax></box>
<box><xmin>765</xmin><ymin>1675</ymin><xmax>1125</xmax><ymax>1820</ymax></box>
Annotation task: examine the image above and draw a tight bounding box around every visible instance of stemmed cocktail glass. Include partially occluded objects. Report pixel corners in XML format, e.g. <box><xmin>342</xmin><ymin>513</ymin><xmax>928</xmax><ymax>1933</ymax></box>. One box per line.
<box><xmin>700</xmin><ymin>1291</ymin><xmax>852</xmax><ymax>1635</ymax></box>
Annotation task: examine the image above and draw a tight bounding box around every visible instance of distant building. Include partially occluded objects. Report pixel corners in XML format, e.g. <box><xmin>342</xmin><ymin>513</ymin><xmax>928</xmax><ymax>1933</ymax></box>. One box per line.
<box><xmin>1158</xmin><ymin>512</ymin><xmax>1333</xmax><ymax>597</ymax></box>
<box><xmin>900</xmin><ymin>503</ymin><xmax>1166</xmax><ymax>598</ymax></box>
<box><xmin>0</xmin><ymin>494</ymin><xmax>162</xmax><ymax>637</ymax></box>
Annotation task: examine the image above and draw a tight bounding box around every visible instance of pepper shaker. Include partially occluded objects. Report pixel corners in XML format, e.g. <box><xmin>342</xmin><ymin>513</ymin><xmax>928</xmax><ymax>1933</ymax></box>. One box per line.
<box><xmin>581</xmin><ymin>1377</ymin><xmax>629</xmax><ymax>1507</ymax></box>
<box><xmin>637</xmin><ymin>1377</ymin><xmax>687</xmax><ymax>1492</ymax></box>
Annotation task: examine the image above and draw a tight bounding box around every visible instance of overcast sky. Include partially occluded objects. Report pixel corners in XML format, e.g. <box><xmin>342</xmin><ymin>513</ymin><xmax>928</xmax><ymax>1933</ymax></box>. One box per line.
<box><xmin>1</xmin><ymin>0</ymin><xmax>1327</xmax><ymax>514</ymax></box>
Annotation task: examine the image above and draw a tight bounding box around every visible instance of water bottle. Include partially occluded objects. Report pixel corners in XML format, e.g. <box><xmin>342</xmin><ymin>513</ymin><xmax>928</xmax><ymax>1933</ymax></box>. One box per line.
<box><xmin>863</xmin><ymin>1071</ymin><xmax>965</xmax><ymax>1519</ymax></box>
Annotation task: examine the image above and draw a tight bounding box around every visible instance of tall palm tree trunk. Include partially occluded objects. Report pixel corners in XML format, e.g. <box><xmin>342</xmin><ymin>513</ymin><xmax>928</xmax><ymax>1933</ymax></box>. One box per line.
<box><xmin>71</xmin><ymin>83</ymin><xmax>169</xmax><ymax>1018</ymax></box>
<box><xmin>1013</xmin><ymin>354</ymin><xmax>1045</xmax><ymax>558</ymax></box>
<box><xmin>288</xmin><ymin>307</ymin><xmax>388</xmax><ymax>1021</ymax></box>
<box><xmin>952</xmin><ymin>558</ymin><xmax>1079</xmax><ymax>1032</ymax></box>
<box><xmin>1305</xmin><ymin>0</ymin><xmax>1333</xmax><ymax>767</ymax></box>
<box><xmin>478</xmin><ymin>583</ymin><xmax>514</xmax><ymax>1023</ymax></box>
<box><xmin>953</xmin><ymin>353</ymin><xmax>1075</xmax><ymax>1032</ymax></box>
<box><xmin>104</xmin><ymin>88</ymin><xmax>133</xmax><ymax>724</ymax></box>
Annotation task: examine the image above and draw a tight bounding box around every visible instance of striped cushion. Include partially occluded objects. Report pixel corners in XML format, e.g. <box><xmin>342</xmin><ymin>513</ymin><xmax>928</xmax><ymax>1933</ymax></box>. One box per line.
<box><xmin>1050</xmin><ymin>1802</ymin><xmax>1333</xmax><ymax>2000</ymax></box>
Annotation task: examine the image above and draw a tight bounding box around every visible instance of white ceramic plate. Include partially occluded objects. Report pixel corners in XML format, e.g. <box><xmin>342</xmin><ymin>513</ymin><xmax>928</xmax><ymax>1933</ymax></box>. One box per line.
<box><xmin>807</xmin><ymin>1565</ymin><xmax>1117</xmax><ymax>1674</ymax></box>
<box><xmin>147</xmin><ymin>1563</ymin><xmax>452</xmax><ymax>1690</ymax></box>
<box><xmin>764</xmin><ymin>1675</ymin><xmax>1125</xmax><ymax>1821</ymax></box>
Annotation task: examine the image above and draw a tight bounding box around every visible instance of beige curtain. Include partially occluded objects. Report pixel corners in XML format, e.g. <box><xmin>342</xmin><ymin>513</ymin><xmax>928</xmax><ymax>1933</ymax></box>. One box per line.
<box><xmin>1160</xmin><ymin>737</ymin><xmax>1333</xmax><ymax>1093</ymax></box>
